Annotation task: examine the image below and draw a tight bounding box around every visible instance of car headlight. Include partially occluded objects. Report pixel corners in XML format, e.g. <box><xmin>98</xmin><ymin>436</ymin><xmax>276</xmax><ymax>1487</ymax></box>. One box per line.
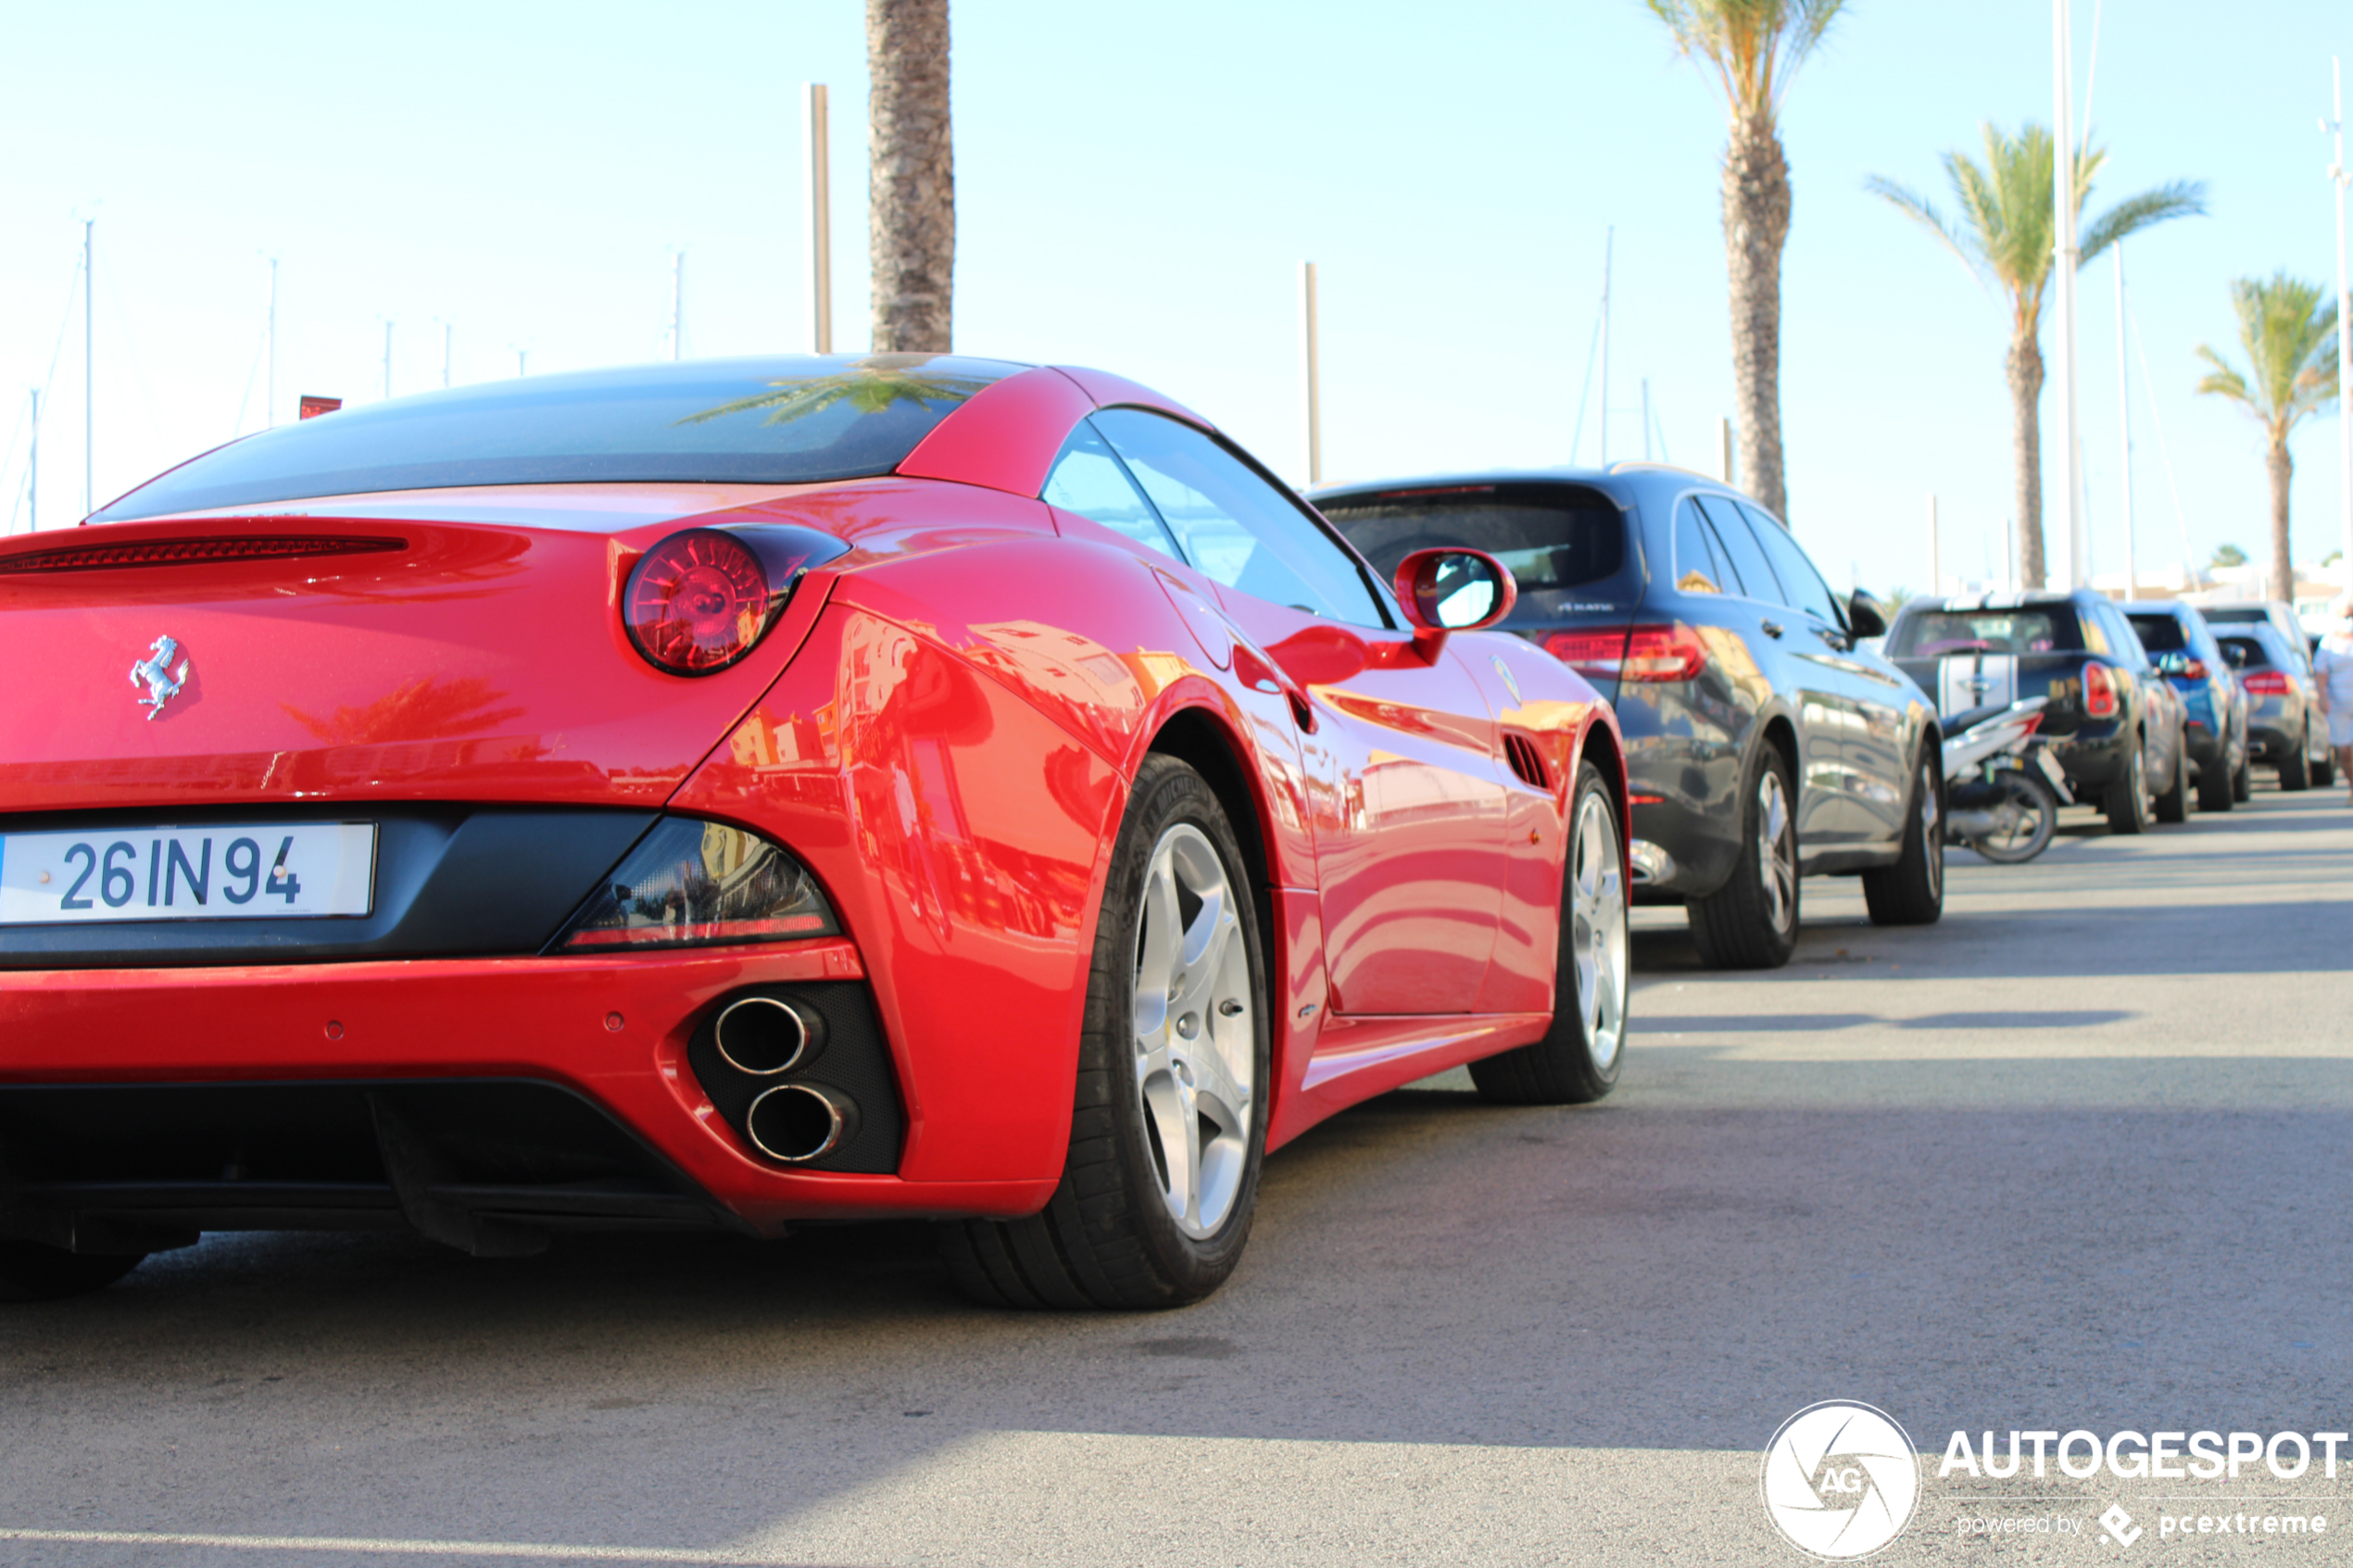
<box><xmin>554</xmin><ymin>817</ymin><xmax>839</xmax><ymax>951</ymax></box>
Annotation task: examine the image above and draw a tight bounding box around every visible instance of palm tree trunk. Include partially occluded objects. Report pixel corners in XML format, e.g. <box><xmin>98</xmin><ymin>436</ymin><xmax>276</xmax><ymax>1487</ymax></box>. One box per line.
<box><xmin>2267</xmin><ymin>432</ymin><xmax>2295</xmax><ymax>604</ymax></box>
<box><xmin>2006</xmin><ymin>326</ymin><xmax>2046</xmax><ymax>589</ymax></box>
<box><xmin>867</xmin><ymin>0</ymin><xmax>953</xmax><ymax>354</ymax></box>
<box><xmin>1721</xmin><ymin>106</ymin><xmax>1790</xmax><ymax>521</ymax></box>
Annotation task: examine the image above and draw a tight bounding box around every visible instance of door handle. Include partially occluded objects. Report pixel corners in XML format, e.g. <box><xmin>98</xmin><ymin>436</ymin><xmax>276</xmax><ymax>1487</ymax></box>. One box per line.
<box><xmin>1761</xmin><ymin>620</ymin><xmax>1785</xmax><ymax>639</ymax></box>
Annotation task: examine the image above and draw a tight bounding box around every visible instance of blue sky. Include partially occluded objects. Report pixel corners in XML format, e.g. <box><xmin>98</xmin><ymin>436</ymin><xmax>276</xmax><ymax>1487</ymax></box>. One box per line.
<box><xmin>0</xmin><ymin>0</ymin><xmax>2346</xmax><ymax>596</ymax></box>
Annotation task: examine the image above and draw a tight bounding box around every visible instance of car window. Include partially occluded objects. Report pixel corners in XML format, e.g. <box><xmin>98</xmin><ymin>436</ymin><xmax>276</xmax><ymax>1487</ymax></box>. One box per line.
<box><xmin>1692</xmin><ymin>495</ymin><xmax>1780</xmax><ymax>605</ymax></box>
<box><xmin>1888</xmin><ymin>608</ymin><xmax>2080</xmax><ymax>656</ymax></box>
<box><xmin>2218</xmin><ymin>634</ymin><xmax>2271</xmax><ymax>669</ymax></box>
<box><xmin>2123</xmin><ymin>611</ymin><xmax>2187</xmax><ymax>654</ymax></box>
<box><xmin>1317</xmin><ymin>484</ymin><xmax>1625</xmax><ymax>596</ymax></box>
<box><xmin>1041</xmin><ymin>420</ymin><xmax>1184</xmax><ymax>563</ymax></box>
<box><xmin>1740</xmin><ymin>501</ymin><xmax>1845</xmax><ymax>627</ymax></box>
<box><xmin>1092</xmin><ymin>408</ymin><xmax>1388</xmax><ymax>627</ymax></box>
<box><xmin>1671</xmin><ymin>497</ymin><xmax>1728</xmax><ymax>594</ymax></box>
<box><xmin>92</xmin><ymin>356</ymin><xmax>1019</xmax><ymax>521</ymax></box>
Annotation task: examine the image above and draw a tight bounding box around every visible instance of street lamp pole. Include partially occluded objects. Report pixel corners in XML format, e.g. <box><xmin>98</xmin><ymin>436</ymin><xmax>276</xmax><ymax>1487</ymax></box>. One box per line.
<box><xmin>1299</xmin><ymin>260</ymin><xmax>1321</xmax><ymax>488</ymax></box>
<box><xmin>804</xmin><ymin>82</ymin><xmax>833</xmax><ymax>355</ymax></box>
<box><xmin>2328</xmin><ymin>56</ymin><xmax>2351</xmax><ymax>588</ymax></box>
<box><xmin>2052</xmin><ymin>0</ymin><xmax>2085</xmax><ymax>589</ymax></box>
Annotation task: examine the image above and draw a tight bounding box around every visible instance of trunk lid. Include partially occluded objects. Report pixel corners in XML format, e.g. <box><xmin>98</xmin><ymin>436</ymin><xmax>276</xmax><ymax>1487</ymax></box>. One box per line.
<box><xmin>0</xmin><ymin>495</ymin><xmax>838</xmax><ymax>816</ymax></box>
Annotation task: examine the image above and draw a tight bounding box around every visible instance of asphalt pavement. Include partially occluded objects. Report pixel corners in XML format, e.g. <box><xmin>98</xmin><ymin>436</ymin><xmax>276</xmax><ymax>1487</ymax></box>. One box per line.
<box><xmin>3</xmin><ymin>781</ymin><xmax>2348</xmax><ymax>1566</ymax></box>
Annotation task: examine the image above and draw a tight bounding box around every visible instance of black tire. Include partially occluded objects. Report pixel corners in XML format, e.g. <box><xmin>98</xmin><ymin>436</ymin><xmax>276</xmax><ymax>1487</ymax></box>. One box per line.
<box><xmin>2280</xmin><ymin>727</ymin><xmax>2311</xmax><ymax>791</ymax></box>
<box><xmin>2317</xmin><ymin>745</ymin><xmax>2337</xmax><ymax>787</ymax></box>
<box><xmin>1471</xmin><ymin>762</ymin><xmax>1628</xmax><ymax>1105</ymax></box>
<box><xmin>938</xmin><ymin>754</ymin><xmax>1269</xmax><ymax>1311</ymax></box>
<box><xmin>2153</xmin><ymin>744</ymin><xmax>2190</xmax><ymax>823</ymax></box>
<box><xmin>1863</xmin><ymin>746</ymin><xmax>1944</xmax><ymax>925</ymax></box>
<box><xmin>1688</xmin><ymin>743</ymin><xmax>1799</xmax><ymax>970</ymax></box>
<box><xmin>2196</xmin><ymin>747</ymin><xmax>2233</xmax><ymax>813</ymax></box>
<box><xmin>2106</xmin><ymin>735</ymin><xmax>2153</xmax><ymax>834</ymax></box>
<box><xmin>0</xmin><ymin>1242</ymin><xmax>145</xmax><ymax>1303</ymax></box>
<box><xmin>1967</xmin><ymin>769</ymin><xmax>2059</xmax><ymax>863</ymax></box>
<box><xmin>2232</xmin><ymin>747</ymin><xmax>2252</xmax><ymax>802</ymax></box>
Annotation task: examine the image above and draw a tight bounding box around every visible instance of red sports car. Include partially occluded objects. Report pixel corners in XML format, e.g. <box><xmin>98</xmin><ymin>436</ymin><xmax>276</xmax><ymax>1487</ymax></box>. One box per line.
<box><xmin>0</xmin><ymin>356</ymin><xmax>1628</xmax><ymax>1309</ymax></box>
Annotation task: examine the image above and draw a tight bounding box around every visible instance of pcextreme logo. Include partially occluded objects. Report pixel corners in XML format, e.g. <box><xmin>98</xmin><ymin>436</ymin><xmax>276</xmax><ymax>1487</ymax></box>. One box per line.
<box><xmin>1761</xmin><ymin>1401</ymin><xmax>1921</xmax><ymax>1559</ymax></box>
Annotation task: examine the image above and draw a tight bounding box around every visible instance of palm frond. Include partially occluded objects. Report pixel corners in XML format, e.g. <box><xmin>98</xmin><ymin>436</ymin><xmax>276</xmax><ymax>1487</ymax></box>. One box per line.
<box><xmin>2200</xmin><ymin>273</ymin><xmax>2338</xmax><ymax>433</ymax></box>
<box><xmin>1643</xmin><ymin>0</ymin><xmax>1848</xmax><ymax>122</ymax></box>
<box><xmin>2192</xmin><ymin>345</ymin><xmax>2251</xmax><ymax>407</ymax></box>
<box><xmin>2078</xmin><ymin>180</ymin><xmax>2208</xmax><ymax>266</ymax></box>
<box><xmin>677</xmin><ymin>360</ymin><xmax>989</xmax><ymax>429</ymax></box>
<box><xmin>1863</xmin><ymin>175</ymin><xmax>1980</xmax><ymax>282</ymax></box>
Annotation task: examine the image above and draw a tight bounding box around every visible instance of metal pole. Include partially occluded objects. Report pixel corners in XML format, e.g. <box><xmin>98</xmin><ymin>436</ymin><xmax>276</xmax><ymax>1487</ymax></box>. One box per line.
<box><xmin>2052</xmin><ymin>0</ymin><xmax>2085</xmax><ymax>588</ymax></box>
<box><xmin>516</xmin><ymin>348</ymin><xmax>527</xmax><ymax>378</ymax></box>
<box><xmin>82</xmin><ymin>219</ymin><xmax>93</xmax><ymax>518</ymax></box>
<box><xmin>382</xmin><ymin>321</ymin><xmax>393</xmax><ymax>401</ymax></box>
<box><xmin>1598</xmin><ymin>228</ymin><xmax>1613</xmax><ymax>467</ymax></box>
<box><xmin>2330</xmin><ymin>56</ymin><xmax>2352</xmax><ymax>591</ymax></box>
<box><xmin>804</xmin><ymin>82</ymin><xmax>833</xmax><ymax>355</ymax></box>
<box><xmin>1641</xmin><ymin>378</ymin><xmax>1652</xmax><ymax>461</ymax></box>
<box><xmin>1721</xmin><ymin>417</ymin><xmax>1735</xmax><ymax>485</ymax></box>
<box><xmin>2114</xmin><ymin>243</ymin><xmax>2136</xmax><ymax>598</ymax></box>
<box><xmin>1928</xmin><ymin>494</ymin><xmax>1939</xmax><ymax>596</ymax></box>
<box><xmin>1299</xmin><ymin>261</ymin><xmax>1321</xmax><ymax>487</ymax></box>
<box><xmin>266</xmin><ymin>259</ymin><xmax>279</xmax><ymax>428</ymax></box>
<box><xmin>27</xmin><ymin>388</ymin><xmax>37</xmax><ymax>533</ymax></box>
<box><xmin>443</xmin><ymin>322</ymin><xmax>453</xmax><ymax>388</ymax></box>
<box><xmin>671</xmin><ymin>251</ymin><xmax>685</xmax><ymax>361</ymax></box>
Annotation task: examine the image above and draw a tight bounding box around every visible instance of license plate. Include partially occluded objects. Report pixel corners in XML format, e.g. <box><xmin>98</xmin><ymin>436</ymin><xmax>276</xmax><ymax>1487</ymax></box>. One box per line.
<box><xmin>0</xmin><ymin>823</ymin><xmax>375</xmax><ymax>924</ymax></box>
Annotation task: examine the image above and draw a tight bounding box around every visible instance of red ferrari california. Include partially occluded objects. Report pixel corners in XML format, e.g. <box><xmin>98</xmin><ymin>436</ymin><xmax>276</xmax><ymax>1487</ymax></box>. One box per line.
<box><xmin>0</xmin><ymin>356</ymin><xmax>1628</xmax><ymax>1309</ymax></box>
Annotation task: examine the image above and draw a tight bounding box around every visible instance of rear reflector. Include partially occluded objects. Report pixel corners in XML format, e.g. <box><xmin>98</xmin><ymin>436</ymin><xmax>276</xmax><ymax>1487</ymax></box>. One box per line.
<box><xmin>2083</xmin><ymin>660</ymin><xmax>2120</xmax><ymax>720</ymax></box>
<box><xmin>0</xmin><ymin>535</ymin><xmax>404</xmax><ymax>573</ymax></box>
<box><xmin>2243</xmin><ymin>670</ymin><xmax>2291</xmax><ymax>696</ymax></box>
<box><xmin>556</xmin><ymin>817</ymin><xmax>839</xmax><ymax>952</ymax></box>
<box><xmin>1547</xmin><ymin>622</ymin><xmax>1706</xmax><ymax>683</ymax></box>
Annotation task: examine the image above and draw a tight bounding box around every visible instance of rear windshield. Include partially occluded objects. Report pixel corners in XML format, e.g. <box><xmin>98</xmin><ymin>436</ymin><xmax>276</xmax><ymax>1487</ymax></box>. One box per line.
<box><xmin>2218</xmin><ymin>634</ymin><xmax>2273</xmax><ymax>668</ymax></box>
<box><xmin>1887</xmin><ymin>606</ymin><xmax>2084</xmax><ymax>657</ymax></box>
<box><xmin>93</xmin><ymin>355</ymin><xmax>1018</xmax><ymax>521</ymax></box>
<box><xmin>2123</xmin><ymin>613</ymin><xmax>2189</xmax><ymax>653</ymax></box>
<box><xmin>1316</xmin><ymin>484</ymin><xmax>1628</xmax><ymax>609</ymax></box>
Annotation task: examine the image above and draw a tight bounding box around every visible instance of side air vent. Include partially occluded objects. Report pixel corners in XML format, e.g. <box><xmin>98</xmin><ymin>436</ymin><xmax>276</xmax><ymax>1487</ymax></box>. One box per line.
<box><xmin>0</xmin><ymin>535</ymin><xmax>406</xmax><ymax>574</ymax></box>
<box><xmin>1503</xmin><ymin>733</ymin><xmax>1550</xmax><ymax>790</ymax></box>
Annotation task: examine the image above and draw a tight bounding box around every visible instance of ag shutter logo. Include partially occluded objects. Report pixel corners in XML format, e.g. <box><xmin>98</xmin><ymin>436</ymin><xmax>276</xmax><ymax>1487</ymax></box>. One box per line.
<box><xmin>1762</xmin><ymin>1401</ymin><xmax>1921</xmax><ymax>1559</ymax></box>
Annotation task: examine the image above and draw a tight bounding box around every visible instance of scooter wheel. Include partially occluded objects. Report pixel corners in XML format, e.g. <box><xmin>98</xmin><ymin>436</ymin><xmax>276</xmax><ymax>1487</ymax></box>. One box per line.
<box><xmin>1969</xmin><ymin>769</ymin><xmax>2058</xmax><ymax>864</ymax></box>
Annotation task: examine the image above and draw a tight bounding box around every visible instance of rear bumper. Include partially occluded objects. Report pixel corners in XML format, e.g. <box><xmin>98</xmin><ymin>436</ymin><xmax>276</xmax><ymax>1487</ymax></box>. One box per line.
<box><xmin>2049</xmin><ymin>728</ymin><xmax>2131</xmax><ymax>794</ymax></box>
<box><xmin>0</xmin><ymin>939</ymin><xmax>1057</xmax><ymax>1242</ymax></box>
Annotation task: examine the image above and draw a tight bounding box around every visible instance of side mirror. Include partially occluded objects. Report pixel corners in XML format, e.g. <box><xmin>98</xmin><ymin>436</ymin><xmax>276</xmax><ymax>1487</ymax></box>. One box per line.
<box><xmin>1392</xmin><ymin>548</ymin><xmax>1518</xmax><ymax>642</ymax></box>
<box><xmin>1845</xmin><ymin>588</ymin><xmax>1889</xmax><ymax>639</ymax></box>
<box><xmin>2154</xmin><ymin>650</ymin><xmax>2189</xmax><ymax>676</ymax></box>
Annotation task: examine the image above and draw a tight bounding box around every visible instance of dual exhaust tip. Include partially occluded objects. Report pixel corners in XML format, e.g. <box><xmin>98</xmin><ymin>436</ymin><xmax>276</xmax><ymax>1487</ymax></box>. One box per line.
<box><xmin>712</xmin><ymin>995</ymin><xmax>857</xmax><ymax>1164</ymax></box>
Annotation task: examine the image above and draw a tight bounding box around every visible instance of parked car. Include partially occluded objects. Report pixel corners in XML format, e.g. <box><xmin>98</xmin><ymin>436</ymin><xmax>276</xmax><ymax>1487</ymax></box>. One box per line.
<box><xmin>1313</xmin><ymin>465</ymin><xmax>1944</xmax><ymax>972</ymax></box>
<box><xmin>0</xmin><ymin>356</ymin><xmax>1631</xmax><ymax>1309</ymax></box>
<box><xmin>2202</xmin><ymin>601</ymin><xmax>2316</xmax><ymax>674</ymax></box>
<box><xmin>2123</xmin><ymin>602</ymin><xmax>2251</xmax><ymax>811</ymax></box>
<box><xmin>1884</xmin><ymin>591</ymin><xmax>2189</xmax><ymax>832</ymax></box>
<box><xmin>2214</xmin><ymin>622</ymin><xmax>2334</xmax><ymax>788</ymax></box>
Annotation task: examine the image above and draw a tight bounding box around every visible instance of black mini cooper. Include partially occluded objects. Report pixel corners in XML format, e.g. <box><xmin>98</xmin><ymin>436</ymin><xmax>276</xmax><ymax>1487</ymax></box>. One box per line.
<box><xmin>1315</xmin><ymin>466</ymin><xmax>1943</xmax><ymax>970</ymax></box>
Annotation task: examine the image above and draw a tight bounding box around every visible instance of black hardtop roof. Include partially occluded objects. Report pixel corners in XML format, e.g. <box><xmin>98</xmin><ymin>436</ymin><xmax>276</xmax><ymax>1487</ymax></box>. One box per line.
<box><xmin>1311</xmin><ymin>464</ymin><xmax>1748</xmax><ymax>512</ymax></box>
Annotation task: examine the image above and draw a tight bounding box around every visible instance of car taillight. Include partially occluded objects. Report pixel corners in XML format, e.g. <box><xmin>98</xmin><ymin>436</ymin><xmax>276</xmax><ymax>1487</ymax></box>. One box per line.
<box><xmin>2244</xmin><ymin>670</ymin><xmax>2291</xmax><ymax>696</ymax></box>
<box><xmin>2180</xmin><ymin>659</ymin><xmax>2208</xmax><ymax>681</ymax></box>
<box><xmin>556</xmin><ymin>817</ymin><xmax>839</xmax><ymax>951</ymax></box>
<box><xmin>1544</xmin><ymin>623</ymin><xmax>1706</xmax><ymax>682</ymax></box>
<box><xmin>624</xmin><ymin>528</ymin><xmax>775</xmax><ymax>674</ymax></box>
<box><xmin>2083</xmin><ymin>660</ymin><xmax>2120</xmax><ymax>719</ymax></box>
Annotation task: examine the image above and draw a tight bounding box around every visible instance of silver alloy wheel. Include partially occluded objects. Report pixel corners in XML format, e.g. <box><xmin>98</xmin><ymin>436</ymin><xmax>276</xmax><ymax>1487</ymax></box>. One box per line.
<box><xmin>1569</xmin><ymin>788</ymin><xmax>1629</xmax><ymax>1073</ymax></box>
<box><xmin>1130</xmin><ymin>822</ymin><xmax>1254</xmax><ymax>1240</ymax></box>
<box><xmin>1757</xmin><ymin>769</ymin><xmax>1796</xmax><ymax>935</ymax></box>
<box><xmin>1919</xmin><ymin>759</ymin><xmax>1944</xmax><ymax>903</ymax></box>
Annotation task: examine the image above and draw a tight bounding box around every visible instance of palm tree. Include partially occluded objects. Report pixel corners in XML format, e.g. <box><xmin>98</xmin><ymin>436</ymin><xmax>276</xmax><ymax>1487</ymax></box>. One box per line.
<box><xmin>1869</xmin><ymin>125</ymin><xmax>2203</xmax><ymax>587</ymax></box>
<box><xmin>2194</xmin><ymin>273</ymin><xmax>2341</xmax><ymax>604</ymax></box>
<box><xmin>1645</xmin><ymin>0</ymin><xmax>1847</xmax><ymax>523</ymax></box>
<box><xmin>867</xmin><ymin>0</ymin><xmax>954</xmax><ymax>353</ymax></box>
